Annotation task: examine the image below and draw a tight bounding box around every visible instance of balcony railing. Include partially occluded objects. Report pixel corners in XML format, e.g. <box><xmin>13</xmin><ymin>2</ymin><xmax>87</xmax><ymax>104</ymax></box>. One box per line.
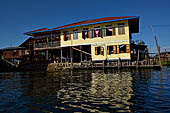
<box><xmin>34</xmin><ymin>41</ymin><xmax>60</xmax><ymax>49</ymax></box>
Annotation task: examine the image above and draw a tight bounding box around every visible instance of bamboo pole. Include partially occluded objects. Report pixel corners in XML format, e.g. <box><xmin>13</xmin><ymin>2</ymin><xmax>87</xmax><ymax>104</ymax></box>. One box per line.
<box><xmin>72</xmin><ymin>47</ymin><xmax>91</xmax><ymax>56</ymax></box>
<box><xmin>150</xmin><ymin>25</ymin><xmax>162</xmax><ymax>68</ymax></box>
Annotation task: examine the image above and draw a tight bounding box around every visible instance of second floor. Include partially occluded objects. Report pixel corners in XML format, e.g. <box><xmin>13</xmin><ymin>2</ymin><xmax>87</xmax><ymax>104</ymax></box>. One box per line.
<box><xmin>25</xmin><ymin>16</ymin><xmax>139</xmax><ymax>49</ymax></box>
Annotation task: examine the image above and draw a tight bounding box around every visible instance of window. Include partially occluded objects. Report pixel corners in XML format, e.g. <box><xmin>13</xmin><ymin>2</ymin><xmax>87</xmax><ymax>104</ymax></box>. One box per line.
<box><xmin>95</xmin><ymin>47</ymin><xmax>104</xmax><ymax>55</ymax></box>
<box><xmin>19</xmin><ymin>50</ymin><xmax>22</xmax><ymax>56</ymax></box>
<box><xmin>107</xmin><ymin>45</ymin><xmax>117</xmax><ymax>55</ymax></box>
<box><xmin>104</xmin><ymin>25</ymin><xmax>116</xmax><ymax>37</ymax></box>
<box><xmin>4</xmin><ymin>52</ymin><xmax>6</xmax><ymax>56</ymax></box>
<box><xmin>119</xmin><ymin>45</ymin><xmax>126</xmax><ymax>53</ymax></box>
<box><xmin>105</xmin><ymin>25</ymin><xmax>112</xmax><ymax>36</ymax></box>
<box><xmin>82</xmin><ymin>28</ymin><xmax>89</xmax><ymax>39</ymax></box>
<box><xmin>64</xmin><ymin>31</ymin><xmax>70</xmax><ymax>41</ymax></box>
<box><xmin>54</xmin><ymin>32</ymin><xmax>60</xmax><ymax>40</ymax></box>
<box><xmin>25</xmin><ymin>50</ymin><xmax>29</xmax><ymax>55</ymax></box>
<box><xmin>13</xmin><ymin>50</ymin><xmax>17</xmax><ymax>56</ymax></box>
<box><xmin>94</xmin><ymin>27</ymin><xmax>101</xmax><ymax>38</ymax></box>
<box><xmin>107</xmin><ymin>46</ymin><xmax>113</xmax><ymax>54</ymax></box>
<box><xmin>118</xmin><ymin>23</ymin><xmax>125</xmax><ymax>35</ymax></box>
<box><xmin>73</xmin><ymin>30</ymin><xmax>78</xmax><ymax>40</ymax></box>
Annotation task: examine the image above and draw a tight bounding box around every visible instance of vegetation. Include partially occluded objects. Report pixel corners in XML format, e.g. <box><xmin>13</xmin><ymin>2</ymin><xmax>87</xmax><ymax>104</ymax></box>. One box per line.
<box><xmin>135</xmin><ymin>39</ymin><xmax>145</xmax><ymax>45</ymax></box>
<box><xmin>162</xmin><ymin>60</ymin><xmax>170</xmax><ymax>66</ymax></box>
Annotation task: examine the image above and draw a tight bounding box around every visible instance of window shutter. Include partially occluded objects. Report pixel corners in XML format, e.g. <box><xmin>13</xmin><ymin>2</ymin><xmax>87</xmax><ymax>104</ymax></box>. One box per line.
<box><xmin>89</xmin><ymin>30</ymin><xmax>91</xmax><ymax>38</ymax></box>
<box><xmin>122</xmin><ymin>26</ymin><xmax>125</xmax><ymax>34</ymax></box>
<box><xmin>107</xmin><ymin>46</ymin><xmax>109</xmax><ymax>55</ymax></box>
<box><xmin>113</xmin><ymin>45</ymin><xmax>117</xmax><ymax>54</ymax></box>
<box><xmin>95</xmin><ymin>47</ymin><xmax>97</xmax><ymax>55</ymax></box>
<box><xmin>47</xmin><ymin>38</ymin><xmax>49</xmax><ymax>43</ymax></box>
<box><xmin>117</xmin><ymin>46</ymin><xmax>119</xmax><ymax>54</ymax></box>
<box><xmin>100</xmin><ymin>29</ymin><xmax>103</xmax><ymax>38</ymax></box>
<box><xmin>69</xmin><ymin>32</ymin><xmax>71</xmax><ymax>40</ymax></box>
<box><xmin>101</xmin><ymin>47</ymin><xmax>104</xmax><ymax>55</ymax></box>
<box><xmin>103</xmin><ymin>28</ymin><xmax>106</xmax><ymax>37</ymax></box>
<box><xmin>112</xmin><ymin>27</ymin><xmax>116</xmax><ymax>35</ymax></box>
<box><xmin>76</xmin><ymin>31</ymin><xmax>79</xmax><ymax>39</ymax></box>
<box><xmin>126</xmin><ymin>44</ymin><xmax>130</xmax><ymax>53</ymax></box>
<box><xmin>73</xmin><ymin>32</ymin><xmax>75</xmax><ymax>40</ymax></box>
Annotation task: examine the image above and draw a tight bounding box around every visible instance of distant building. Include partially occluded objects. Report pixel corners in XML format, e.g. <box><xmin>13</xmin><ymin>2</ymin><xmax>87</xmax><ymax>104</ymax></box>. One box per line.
<box><xmin>24</xmin><ymin>16</ymin><xmax>139</xmax><ymax>63</ymax></box>
<box><xmin>0</xmin><ymin>47</ymin><xmax>28</xmax><ymax>63</ymax></box>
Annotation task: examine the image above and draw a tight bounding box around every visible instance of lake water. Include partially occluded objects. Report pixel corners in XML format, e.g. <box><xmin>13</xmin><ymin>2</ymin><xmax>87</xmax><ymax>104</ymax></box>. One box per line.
<box><xmin>0</xmin><ymin>67</ymin><xmax>170</xmax><ymax>113</ymax></box>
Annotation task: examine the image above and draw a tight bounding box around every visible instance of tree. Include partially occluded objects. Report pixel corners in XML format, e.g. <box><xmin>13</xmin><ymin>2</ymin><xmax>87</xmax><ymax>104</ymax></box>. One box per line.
<box><xmin>135</xmin><ymin>39</ymin><xmax>145</xmax><ymax>45</ymax></box>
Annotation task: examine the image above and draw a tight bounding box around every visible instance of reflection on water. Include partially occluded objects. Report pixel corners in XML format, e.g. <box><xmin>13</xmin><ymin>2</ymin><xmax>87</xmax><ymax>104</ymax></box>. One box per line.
<box><xmin>0</xmin><ymin>68</ymin><xmax>170</xmax><ymax>112</ymax></box>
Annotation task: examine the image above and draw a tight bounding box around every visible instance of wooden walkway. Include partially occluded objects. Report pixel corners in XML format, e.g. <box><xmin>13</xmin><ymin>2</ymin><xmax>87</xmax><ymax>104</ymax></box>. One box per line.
<box><xmin>47</xmin><ymin>60</ymin><xmax>161</xmax><ymax>72</ymax></box>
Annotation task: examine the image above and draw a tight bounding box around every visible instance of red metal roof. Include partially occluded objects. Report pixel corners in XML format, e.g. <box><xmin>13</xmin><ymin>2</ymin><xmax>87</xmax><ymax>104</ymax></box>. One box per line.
<box><xmin>53</xmin><ymin>16</ymin><xmax>137</xmax><ymax>30</ymax></box>
<box><xmin>25</xmin><ymin>16</ymin><xmax>138</xmax><ymax>35</ymax></box>
<box><xmin>25</xmin><ymin>28</ymin><xmax>48</xmax><ymax>34</ymax></box>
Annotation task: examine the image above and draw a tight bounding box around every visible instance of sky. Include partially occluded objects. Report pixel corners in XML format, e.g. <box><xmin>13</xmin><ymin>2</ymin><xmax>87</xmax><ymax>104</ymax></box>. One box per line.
<box><xmin>0</xmin><ymin>0</ymin><xmax>170</xmax><ymax>52</ymax></box>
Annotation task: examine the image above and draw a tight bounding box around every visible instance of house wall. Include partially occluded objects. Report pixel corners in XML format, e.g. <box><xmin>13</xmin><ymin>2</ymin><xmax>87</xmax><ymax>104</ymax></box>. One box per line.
<box><xmin>1</xmin><ymin>50</ymin><xmax>27</xmax><ymax>60</ymax></box>
<box><xmin>91</xmin><ymin>43</ymin><xmax>131</xmax><ymax>61</ymax></box>
<box><xmin>60</xmin><ymin>20</ymin><xmax>131</xmax><ymax>61</ymax></box>
<box><xmin>60</xmin><ymin>20</ymin><xmax>130</xmax><ymax>47</ymax></box>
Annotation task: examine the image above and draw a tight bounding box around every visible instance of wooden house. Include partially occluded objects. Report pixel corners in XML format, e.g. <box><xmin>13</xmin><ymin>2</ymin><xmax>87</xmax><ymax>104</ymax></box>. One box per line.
<box><xmin>24</xmin><ymin>16</ymin><xmax>139</xmax><ymax>63</ymax></box>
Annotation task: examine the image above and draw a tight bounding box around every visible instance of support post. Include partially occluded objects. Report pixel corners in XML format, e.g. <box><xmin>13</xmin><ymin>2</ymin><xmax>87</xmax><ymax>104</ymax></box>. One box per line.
<box><xmin>61</xmin><ymin>47</ymin><xmax>62</xmax><ymax>63</ymax></box>
<box><xmin>46</xmin><ymin>50</ymin><xmax>48</xmax><ymax>61</ymax></box>
<box><xmin>103</xmin><ymin>60</ymin><xmax>105</xmax><ymax>69</ymax></box>
<box><xmin>51</xmin><ymin>31</ymin><xmax>53</xmax><ymax>47</ymax></box>
<box><xmin>118</xmin><ymin>57</ymin><xmax>121</xmax><ymax>69</ymax></box>
<box><xmin>33</xmin><ymin>41</ymin><xmax>36</xmax><ymax>57</ymax></box>
<box><xmin>80</xmin><ymin>45</ymin><xmax>83</xmax><ymax>62</ymax></box>
<box><xmin>70</xmin><ymin>46</ymin><xmax>73</xmax><ymax>68</ymax></box>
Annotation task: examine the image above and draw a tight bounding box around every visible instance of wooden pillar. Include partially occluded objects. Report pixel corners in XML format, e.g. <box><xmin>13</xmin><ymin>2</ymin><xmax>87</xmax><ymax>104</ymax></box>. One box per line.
<box><xmin>80</xmin><ymin>45</ymin><xmax>83</xmax><ymax>62</ymax></box>
<box><xmin>118</xmin><ymin>58</ymin><xmax>121</xmax><ymax>69</ymax></box>
<box><xmin>70</xmin><ymin>46</ymin><xmax>73</xmax><ymax>68</ymax></box>
<box><xmin>61</xmin><ymin>47</ymin><xmax>63</xmax><ymax>63</ymax></box>
<box><xmin>103</xmin><ymin>60</ymin><xmax>105</xmax><ymax>69</ymax></box>
<box><xmin>46</xmin><ymin>50</ymin><xmax>48</xmax><ymax>61</ymax></box>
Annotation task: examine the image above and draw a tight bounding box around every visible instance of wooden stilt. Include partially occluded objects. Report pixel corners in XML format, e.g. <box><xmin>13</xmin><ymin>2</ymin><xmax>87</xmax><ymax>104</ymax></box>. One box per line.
<box><xmin>46</xmin><ymin>50</ymin><xmax>48</xmax><ymax>61</ymax></box>
<box><xmin>61</xmin><ymin>47</ymin><xmax>62</xmax><ymax>63</ymax></box>
<box><xmin>70</xmin><ymin>46</ymin><xmax>73</xmax><ymax>68</ymax></box>
<box><xmin>118</xmin><ymin>58</ymin><xmax>121</xmax><ymax>69</ymax></box>
<box><xmin>80</xmin><ymin>45</ymin><xmax>82</xmax><ymax>62</ymax></box>
<box><xmin>103</xmin><ymin>60</ymin><xmax>105</xmax><ymax>69</ymax></box>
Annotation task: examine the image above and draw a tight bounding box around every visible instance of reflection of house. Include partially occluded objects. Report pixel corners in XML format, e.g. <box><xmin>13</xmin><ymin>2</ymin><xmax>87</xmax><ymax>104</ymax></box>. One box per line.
<box><xmin>24</xmin><ymin>16</ymin><xmax>139</xmax><ymax>63</ymax></box>
<box><xmin>90</xmin><ymin>72</ymin><xmax>133</xmax><ymax>112</ymax></box>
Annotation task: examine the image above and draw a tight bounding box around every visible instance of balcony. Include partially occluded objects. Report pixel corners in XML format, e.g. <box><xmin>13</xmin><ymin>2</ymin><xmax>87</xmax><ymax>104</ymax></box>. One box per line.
<box><xmin>34</xmin><ymin>41</ymin><xmax>60</xmax><ymax>50</ymax></box>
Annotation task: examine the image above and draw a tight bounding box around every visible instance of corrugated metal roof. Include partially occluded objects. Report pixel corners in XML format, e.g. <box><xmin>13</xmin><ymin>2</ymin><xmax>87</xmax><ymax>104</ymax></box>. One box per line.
<box><xmin>25</xmin><ymin>28</ymin><xmax>49</xmax><ymax>34</ymax></box>
<box><xmin>25</xmin><ymin>16</ymin><xmax>139</xmax><ymax>35</ymax></box>
<box><xmin>0</xmin><ymin>47</ymin><xmax>25</xmax><ymax>51</ymax></box>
